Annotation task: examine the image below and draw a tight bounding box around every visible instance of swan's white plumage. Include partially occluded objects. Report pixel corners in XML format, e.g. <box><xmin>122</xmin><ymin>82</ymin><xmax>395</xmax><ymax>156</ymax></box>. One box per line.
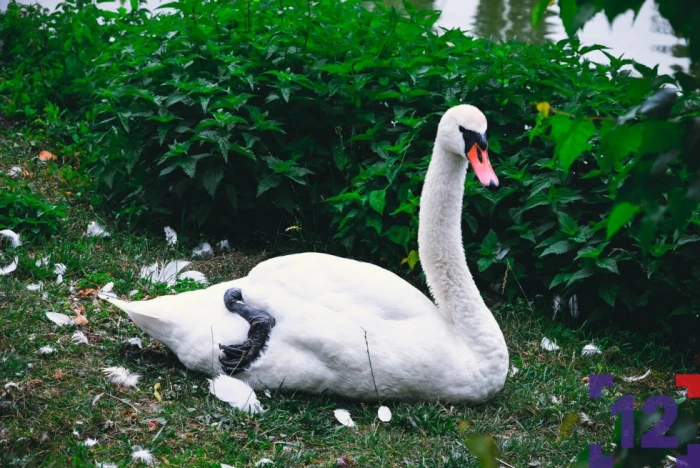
<box><xmin>104</xmin><ymin>105</ymin><xmax>509</xmax><ymax>403</ymax></box>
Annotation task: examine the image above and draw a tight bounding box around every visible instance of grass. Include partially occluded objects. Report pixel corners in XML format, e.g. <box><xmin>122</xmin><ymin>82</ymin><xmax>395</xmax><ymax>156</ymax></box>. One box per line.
<box><xmin>1</xmin><ymin>130</ymin><xmax>698</xmax><ymax>467</ymax></box>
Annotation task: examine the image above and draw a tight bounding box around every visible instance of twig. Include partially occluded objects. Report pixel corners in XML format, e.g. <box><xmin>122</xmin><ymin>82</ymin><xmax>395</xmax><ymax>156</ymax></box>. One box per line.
<box><xmin>505</xmin><ymin>259</ymin><xmax>534</xmax><ymax>314</ymax></box>
<box><xmin>151</xmin><ymin>420</ymin><xmax>167</xmax><ymax>444</ymax></box>
<box><xmin>361</xmin><ymin>327</ymin><xmax>380</xmax><ymax>402</ymax></box>
<box><xmin>105</xmin><ymin>393</ymin><xmax>139</xmax><ymax>414</ymax></box>
<box><xmin>496</xmin><ymin>458</ymin><xmax>516</xmax><ymax>468</ymax></box>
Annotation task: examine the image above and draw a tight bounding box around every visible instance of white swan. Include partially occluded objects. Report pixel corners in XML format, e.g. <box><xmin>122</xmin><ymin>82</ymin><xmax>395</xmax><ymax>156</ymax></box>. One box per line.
<box><xmin>105</xmin><ymin>104</ymin><xmax>509</xmax><ymax>403</ymax></box>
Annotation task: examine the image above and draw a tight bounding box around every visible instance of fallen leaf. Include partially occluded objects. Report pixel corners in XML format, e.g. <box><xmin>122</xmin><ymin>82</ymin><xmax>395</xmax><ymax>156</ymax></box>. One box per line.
<box><xmin>581</xmin><ymin>376</ymin><xmax>590</xmax><ymax>383</ymax></box>
<box><xmin>39</xmin><ymin>150</ymin><xmax>57</xmax><ymax>161</ymax></box>
<box><xmin>147</xmin><ymin>419</ymin><xmax>159</xmax><ymax>431</ymax></box>
<box><xmin>73</xmin><ymin>314</ymin><xmax>89</xmax><ymax>326</ymax></box>
<box><xmin>53</xmin><ymin>369</ymin><xmax>63</xmax><ymax>378</ymax></box>
<box><xmin>153</xmin><ymin>382</ymin><xmax>162</xmax><ymax>402</ymax></box>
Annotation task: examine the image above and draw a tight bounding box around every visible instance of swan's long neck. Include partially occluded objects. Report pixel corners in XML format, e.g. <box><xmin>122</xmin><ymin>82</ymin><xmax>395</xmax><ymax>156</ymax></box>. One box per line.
<box><xmin>417</xmin><ymin>143</ymin><xmax>508</xmax><ymax>362</ymax></box>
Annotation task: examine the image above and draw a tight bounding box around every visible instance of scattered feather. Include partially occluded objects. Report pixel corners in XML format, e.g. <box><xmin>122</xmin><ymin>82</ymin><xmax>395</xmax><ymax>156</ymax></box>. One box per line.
<box><xmin>581</xmin><ymin>344</ymin><xmax>602</xmax><ymax>357</ymax></box>
<box><xmin>621</xmin><ymin>369</ymin><xmax>652</xmax><ymax>383</ymax></box>
<box><xmin>125</xmin><ymin>337</ymin><xmax>143</xmax><ymax>349</ymax></box>
<box><xmin>98</xmin><ymin>282</ymin><xmax>117</xmax><ymax>299</ymax></box>
<box><xmin>264</xmin><ymin>389</ymin><xmax>272</xmax><ymax>398</ymax></box>
<box><xmin>178</xmin><ymin>270</ymin><xmax>208</xmax><ymax>284</ymax></box>
<box><xmin>139</xmin><ymin>259</ymin><xmax>189</xmax><ymax>286</ymax></box>
<box><xmin>56</xmin><ymin>274</ymin><xmax>63</xmax><ymax>285</ymax></box>
<box><xmin>164</xmin><ymin>226</ymin><xmax>177</xmax><ymax>246</ymax></box>
<box><xmin>92</xmin><ymin>393</ymin><xmax>104</xmax><ymax>406</ymax></box>
<box><xmin>0</xmin><ymin>229</ymin><xmax>22</xmax><ymax>247</ymax></box>
<box><xmin>27</xmin><ymin>282</ymin><xmax>43</xmax><ymax>292</ymax></box>
<box><xmin>0</xmin><ymin>256</ymin><xmax>18</xmax><ymax>276</ymax></box>
<box><xmin>131</xmin><ymin>447</ymin><xmax>155</xmax><ymax>466</ymax></box>
<box><xmin>334</xmin><ymin>409</ymin><xmax>355</xmax><ymax>428</ymax></box>
<box><xmin>208</xmin><ymin>375</ymin><xmax>264</xmax><ymax>414</ymax></box>
<box><xmin>83</xmin><ymin>438</ymin><xmax>98</xmax><ymax>447</ymax></box>
<box><xmin>192</xmin><ymin>242</ymin><xmax>213</xmax><ymax>257</ymax></box>
<box><xmin>217</xmin><ymin>239</ymin><xmax>230</xmax><ymax>250</ymax></box>
<box><xmin>86</xmin><ymin>221</ymin><xmax>110</xmax><ymax>238</ymax></box>
<box><xmin>221</xmin><ymin>465</ymin><xmax>236</xmax><ymax>468</ymax></box>
<box><xmin>540</xmin><ymin>337</ymin><xmax>560</xmax><ymax>352</ymax></box>
<box><xmin>551</xmin><ymin>395</ymin><xmax>562</xmax><ymax>405</ymax></box>
<box><xmin>53</xmin><ymin>263</ymin><xmax>67</xmax><ymax>275</ymax></box>
<box><xmin>4</xmin><ymin>382</ymin><xmax>19</xmax><ymax>390</ymax></box>
<box><xmin>46</xmin><ymin>312</ymin><xmax>73</xmax><ymax>326</ymax></box>
<box><xmin>568</xmin><ymin>294</ymin><xmax>579</xmax><ymax>318</ymax></box>
<box><xmin>378</xmin><ymin>406</ymin><xmax>392</xmax><ymax>422</ymax></box>
<box><xmin>255</xmin><ymin>459</ymin><xmax>273</xmax><ymax>466</ymax></box>
<box><xmin>96</xmin><ymin>463</ymin><xmax>118</xmax><ymax>468</ymax></box>
<box><xmin>6</xmin><ymin>166</ymin><xmax>22</xmax><ymax>177</ymax></box>
<box><xmin>102</xmin><ymin>366</ymin><xmax>141</xmax><ymax>388</ymax></box>
<box><xmin>509</xmin><ymin>366</ymin><xmax>519</xmax><ymax>377</ymax></box>
<box><xmin>35</xmin><ymin>256</ymin><xmax>50</xmax><ymax>267</ymax></box>
<box><xmin>39</xmin><ymin>346</ymin><xmax>56</xmax><ymax>355</ymax></box>
<box><xmin>552</xmin><ymin>295</ymin><xmax>562</xmax><ymax>318</ymax></box>
<box><xmin>128</xmin><ymin>289</ymin><xmax>139</xmax><ymax>297</ymax></box>
<box><xmin>579</xmin><ymin>412</ymin><xmax>592</xmax><ymax>424</ymax></box>
<box><xmin>71</xmin><ymin>331</ymin><xmax>89</xmax><ymax>345</ymax></box>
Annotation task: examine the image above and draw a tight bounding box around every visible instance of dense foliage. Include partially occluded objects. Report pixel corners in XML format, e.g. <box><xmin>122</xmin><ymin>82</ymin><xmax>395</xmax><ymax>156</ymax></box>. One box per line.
<box><xmin>0</xmin><ymin>0</ymin><xmax>698</xmax><ymax>335</ymax></box>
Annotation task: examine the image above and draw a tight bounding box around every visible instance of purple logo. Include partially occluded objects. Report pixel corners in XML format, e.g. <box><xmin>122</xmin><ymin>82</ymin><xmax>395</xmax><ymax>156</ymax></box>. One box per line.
<box><xmin>587</xmin><ymin>373</ymin><xmax>700</xmax><ymax>467</ymax></box>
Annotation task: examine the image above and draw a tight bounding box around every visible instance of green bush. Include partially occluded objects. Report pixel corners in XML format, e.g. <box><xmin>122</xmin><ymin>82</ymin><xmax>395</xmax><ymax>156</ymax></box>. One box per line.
<box><xmin>0</xmin><ymin>0</ymin><xmax>697</xmax><ymax>334</ymax></box>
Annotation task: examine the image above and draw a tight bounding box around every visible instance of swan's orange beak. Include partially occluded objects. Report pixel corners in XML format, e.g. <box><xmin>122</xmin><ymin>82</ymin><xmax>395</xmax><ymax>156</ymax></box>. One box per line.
<box><xmin>467</xmin><ymin>144</ymin><xmax>498</xmax><ymax>188</ymax></box>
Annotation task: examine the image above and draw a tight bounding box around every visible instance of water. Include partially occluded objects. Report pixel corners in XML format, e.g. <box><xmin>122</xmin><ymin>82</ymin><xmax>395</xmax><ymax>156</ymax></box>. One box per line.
<box><xmin>0</xmin><ymin>0</ymin><xmax>692</xmax><ymax>76</ymax></box>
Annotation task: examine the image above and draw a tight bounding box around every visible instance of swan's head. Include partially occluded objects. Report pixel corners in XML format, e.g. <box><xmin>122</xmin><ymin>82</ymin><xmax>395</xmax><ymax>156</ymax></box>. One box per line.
<box><xmin>436</xmin><ymin>104</ymin><xmax>498</xmax><ymax>188</ymax></box>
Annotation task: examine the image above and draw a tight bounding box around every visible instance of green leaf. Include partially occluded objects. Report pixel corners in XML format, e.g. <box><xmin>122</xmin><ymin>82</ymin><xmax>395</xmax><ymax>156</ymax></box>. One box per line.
<box><xmin>550</xmin><ymin>116</ymin><xmax>596</xmax><ymax>173</ymax></box>
<box><xmin>532</xmin><ymin>0</ymin><xmax>552</xmax><ymax>27</ymax></box>
<box><xmin>598</xmin><ymin>281</ymin><xmax>618</xmax><ymax>307</ymax></box>
<box><xmin>596</xmin><ymin>258</ymin><xmax>619</xmax><ymax>274</ymax></box>
<box><xmin>365</xmin><ymin>215</ymin><xmax>382</xmax><ymax>234</ymax></box>
<box><xmin>567</xmin><ymin>268</ymin><xmax>594</xmax><ymax>287</ymax></box>
<box><xmin>550</xmin><ymin>272</ymin><xmax>573</xmax><ymax>289</ymax></box>
<box><xmin>477</xmin><ymin>257</ymin><xmax>494</xmax><ymax>272</ymax></box>
<box><xmin>407</xmin><ymin>250</ymin><xmax>419</xmax><ymax>269</ymax></box>
<box><xmin>257</xmin><ymin>175</ymin><xmax>281</xmax><ymax>197</ymax></box>
<box><xmin>465</xmin><ymin>434</ymin><xmax>498</xmax><ymax>468</ymax></box>
<box><xmin>598</xmin><ymin>124</ymin><xmax>643</xmax><ymax>170</ymax></box>
<box><xmin>369</xmin><ymin>190</ymin><xmax>387</xmax><ymax>215</ymax></box>
<box><xmin>481</xmin><ymin>230</ymin><xmax>499</xmax><ymax>255</ymax></box>
<box><xmin>557</xmin><ymin>212</ymin><xmax>578</xmax><ymax>235</ymax></box>
<box><xmin>607</xmin><ymin>202</ymin><xmax>640</xmax><ymax>238</ymax></box>
<box><xmin>202</xmin><ymin>169</ymin><xmax>224</xmax><ymax>198</ymax></box>
<box><xmin>541</xmin><ymin>240</ymin><xmax>572</xmax><ymax>256</ymax></box>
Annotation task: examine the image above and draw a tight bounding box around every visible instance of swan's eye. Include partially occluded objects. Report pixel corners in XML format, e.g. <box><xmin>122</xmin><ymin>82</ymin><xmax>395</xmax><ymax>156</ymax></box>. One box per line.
<box><xmin>458</xmin><ymin>126</ymin><xmax>487</xmax><ymax>155</ymax></box>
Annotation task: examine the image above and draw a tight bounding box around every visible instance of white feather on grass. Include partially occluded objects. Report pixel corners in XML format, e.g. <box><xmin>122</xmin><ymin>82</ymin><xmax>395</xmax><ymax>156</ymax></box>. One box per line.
<box><xmin>83</xmin><ymin>438</ymin><xmax>99</xmax><ymax>447</ymax></box>
<box><xmin>54</xmin><ymin>263</ymin><xmax>67</xmax><ymax>285</ymax></box>
<box><xmin>0</xmin><ymin>256</ymin><xmax>18</xmax><ymax>276</ymax></box>
<box><xmin>138</xmin><ymin>259</ymin><xmax>207</xmax><ymax>287</ymax></box>
<box><xmin>378</xmin><ymin>406</ymin><xmax>392</xmax><ymax>422</ymax></box>
<box><xmin>208</xmin><ymin>375</ymin><xmax>264</xmax><ymax>414</ymax></box>
<box><xmin>334</xmin><ymin>409</ymin><xmax>355</xmax><ymax>428</ymax></box>
<box><xmin>581</xmin><ymin>344</ymin><xmax>602</xmax><ymax>357</ymax></box>
<box><xmin>254</xmin><ymin>459</ymin><xmax>273</xmax><ymax>466</ymax></box>
<box><xmin>6</xmin><ymin>166</ymin><xmax>22</xmax><ymax>177</ymax></box>
<box><xmin>178</xmin><ymin>271</ymin><xmax>208</xmax><ymax>284</ymax></box>
<box><xmin>71</xmin><ymin>331</ymin><xmax>89</xmax><ymax>345</ymax></box>
<box><xmin>95</xmin><ymin>463</ymin><xmax>118</xmax><ymax>468</ymax></box>
<box><xmin>192</xmin><ymin>242</ymin><xmax>213</xmax><ymax>257</ymax></box>
<box><xmin>39</xmin><ymin>346</ymin><xmax>56</xmax><ymax>355</ymax></box>
<box><xmin>27</xmin><ymin>282</ymin><xmax>43</xmax><ymax>292</ymax></box>
<box><xmin>4</xmin><ymin>382</ymin><xmax>19</xmax><ymax>390</ymax></box>
<box><xmin>621</xmin><ymin>369</ymin><xmax>652</xmax><ymax>383</ymax></box>
<box><xmin>97</xmin><ymin>282</ymin><xmax>117</xmax><ymax>299</ymax></box>
<box><xmin>217</xmin><ymin>240</ymin><xmax>230</xmax><ymax>250</ymax></box>
<box><xmin>125</xmin><ymin>337</ymin><xmax>143</xmax><ymax>349</ymax></box>
<box><xmin>35</xmin><ymin>255</ymin><xmax>50</xmax><ymax>267</ymax></box>
<box><xmin>102</xmin><ymin>366</ymin><xmax>141</xmax><ymax>388</ymax></box>
<box><xmin>46</xmin><ymin>312</ymin><xmax>73</xmax><ymax>326</ymax></box>
<box><xmin>164</xmin><ymin>226</ymin><xmax>177</xmax><ymax>246</ymax></box>
<box><xmin>0</xmin><ymin>229</ymin><xmax>22</xmax><ymax>248</ymax></box>
<box><xmin>540</xmin><ymin>337</ymin><xmax>560</xmax><ymax>352</ymax></box>
<box><xmin>86</xmin><ymin>221</ymin><xmax>110</xmax><ymax>238</ymax></box>
<box><xmin>131</xmin><ymin>446</ymin><xmax>155</xmax><ymax>466</ymax></box>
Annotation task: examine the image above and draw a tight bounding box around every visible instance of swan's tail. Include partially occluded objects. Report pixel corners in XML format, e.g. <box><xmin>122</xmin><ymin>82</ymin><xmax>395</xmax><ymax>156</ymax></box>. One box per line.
<box><xmin>103</xmin><ymin>296</ymin><xmax>172</xmax><ymax>339</ymax></box>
